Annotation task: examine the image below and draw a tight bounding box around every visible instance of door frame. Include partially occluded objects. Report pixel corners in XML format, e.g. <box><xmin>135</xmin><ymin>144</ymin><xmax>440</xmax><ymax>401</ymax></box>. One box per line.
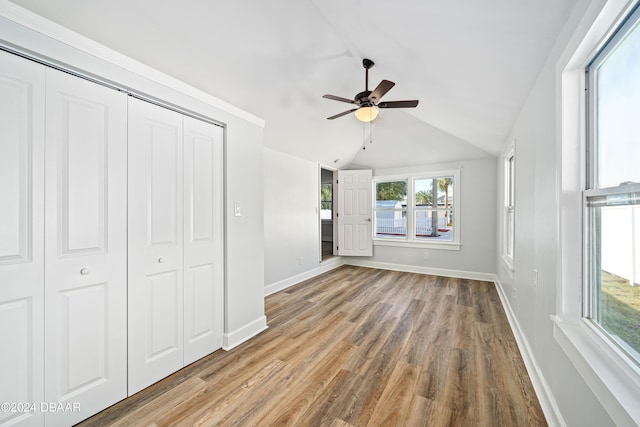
<box><xmin>319</xmin><ymin>164</ymin><xmax>338</xmax><ymax>263</ymax></box>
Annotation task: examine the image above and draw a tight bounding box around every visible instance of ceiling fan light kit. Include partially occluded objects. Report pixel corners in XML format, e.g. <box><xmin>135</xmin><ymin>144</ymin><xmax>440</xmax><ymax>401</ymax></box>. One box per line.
<box><xmin>354</xmin><ymin>105</ymin><xmax>379</xmax><ymax>122</ymax></box>
<box><xmin>323</xmin><ymin>58</ymin><xmax>419</xmax><ymax>122</ymax></box>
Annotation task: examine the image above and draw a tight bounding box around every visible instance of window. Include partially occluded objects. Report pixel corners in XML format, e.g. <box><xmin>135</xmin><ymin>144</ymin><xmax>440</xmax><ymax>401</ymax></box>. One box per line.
<box><xmin>585</xmin><ymin>6</ymin><xmax>640</xmax><ymax>364</ymax></box>
<box><xmin>555</xmin><ymin>2</ymin><xmax>640</xmax><ymax>422</ymax></box>
<box><xmin>414</xmin><ymin>177</ymin><xmax>454</xmax><ymax>241</ymax></box>
<box><xmin>374</xmin><ymin>180</ymin><xmax>408</xmax><ymax>238</ymax></box>
<box><xmin>503</xmin><ymin>144</ymin><xmax>515</xmax><ymax>270</ymax></box>
<box><xmin>320</xmin><ymin>183</ymin><xmax>333</xmax><ymax>220</ymax></box>
<box><xmin>373</xmin><ymin>170</ymin><xmax>460</xmax><ymax>248</ymax></box>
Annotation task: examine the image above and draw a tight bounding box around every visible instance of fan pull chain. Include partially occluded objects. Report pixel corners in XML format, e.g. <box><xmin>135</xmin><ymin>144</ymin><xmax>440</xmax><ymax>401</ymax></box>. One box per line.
<box><xmin>362</xmin><ymin>121</ymin><xmax>374</xmax><ymax>150</ymax></box>
<box><xmin>362</xmin><ymin>122</ymin><xmax>366</xmax><ymax>150</ymax></box>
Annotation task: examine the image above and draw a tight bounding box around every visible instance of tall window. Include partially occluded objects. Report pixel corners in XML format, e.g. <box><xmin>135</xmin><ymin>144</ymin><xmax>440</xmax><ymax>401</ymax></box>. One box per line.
<box><xmin>373</xmin><ymin>170</ymin><xmax>459</xmax><ymax>246</ymax></box>
<box><xmin>503</xmin><ymin>145</ymin><xmax>515</xmax><ymax>270</ymax></box>
<box><xmin>585</xmin><ymin>5</ymin><xmax>640</xmax><ymax>364</ymax></box>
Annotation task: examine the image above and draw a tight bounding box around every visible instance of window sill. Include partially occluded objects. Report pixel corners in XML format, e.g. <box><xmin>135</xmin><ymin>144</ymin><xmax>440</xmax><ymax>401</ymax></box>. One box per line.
<box><xmin>551</xmin><ymin>315</ymin><xmax>640</xmax><ymax>425</ymax></box>
<box><xmin>373</xmin><ymin>239</ymin><xmax>461</xmax><ymax>251</ymax></box>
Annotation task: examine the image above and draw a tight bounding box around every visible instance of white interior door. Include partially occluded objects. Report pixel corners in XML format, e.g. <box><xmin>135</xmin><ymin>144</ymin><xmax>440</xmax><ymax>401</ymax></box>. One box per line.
<box><xmin>183</xmin><ymin>116</ymin><xmax>224</xmax><ymax>365</ymax></box>
<box><xmin>128</xmin><ymin>97</ymin><xmax>184</xmax><ymax>395</ymax></box>
<box><xmin>44</xmin><ymin>68</ymin><xmax>128</xmax><ymax>426</ymax></box>
<box><xmin>338</xmin><ymin>169</ymin><xmax>373</xmax><ymax>256</ymax></box>
<box><xmin>0</xmin><ymin>50</ymin><xmax>45</xmax><ymax>427</ymax></box>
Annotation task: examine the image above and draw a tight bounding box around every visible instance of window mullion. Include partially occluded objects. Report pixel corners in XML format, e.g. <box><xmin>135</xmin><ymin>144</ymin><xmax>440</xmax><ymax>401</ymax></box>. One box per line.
<box><xmin>408</xmin><ymin>178</ymin><xmax>415</xmax><ymax>240</ymax></box>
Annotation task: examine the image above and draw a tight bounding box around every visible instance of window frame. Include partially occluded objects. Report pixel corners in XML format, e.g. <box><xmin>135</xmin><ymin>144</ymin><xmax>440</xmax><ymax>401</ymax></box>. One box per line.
<box><xmin>373</xmin><ymin>179</ymin><xmax>408</xmax><ymax>239</ymax></box>
<box><xmin>583</xmin><ymin>5</ymin><xmax>640</xmax><ymax>367</ymax></box>
<box><xmin>373</xmin><ymin>169</ymin><xmax>460</xmax><ymax>250</ymax></box>
<box><xmin>502</xmin><ymin>143</ymin><xmax>516</xmax><ymax>271</ymax></box>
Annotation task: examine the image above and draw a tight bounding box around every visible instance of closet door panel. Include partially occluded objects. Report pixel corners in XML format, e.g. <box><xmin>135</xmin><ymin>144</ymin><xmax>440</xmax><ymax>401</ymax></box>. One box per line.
<box><xmin>183</xmin><ymin>117</ymin><xmax>223</xmax><ymax>364</ymax></box>
<box><xmin>44</xmin><ymin>68</ymin><xmax>128</xmax><ymax>426</ymax></box>
<box><xmin>128</xmin><ymin>97</ymin><xmax>184</xmax><ymax>395</ymax></box>
<box><xmin>0</xmin><ymin>51</ymin><xmax>45</xmax><ymax>427</ymax></box>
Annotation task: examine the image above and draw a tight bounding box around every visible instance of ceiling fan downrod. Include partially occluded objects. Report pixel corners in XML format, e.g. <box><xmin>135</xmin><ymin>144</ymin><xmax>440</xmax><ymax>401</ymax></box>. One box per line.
<box><xmin>363</xmin><ymin>58</ymin><xmax>374</xmax><ymax>92</ymax></box>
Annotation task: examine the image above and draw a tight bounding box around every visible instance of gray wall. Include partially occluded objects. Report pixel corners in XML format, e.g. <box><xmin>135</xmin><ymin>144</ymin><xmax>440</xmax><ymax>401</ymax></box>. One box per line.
<box><xmin>263</xmin><ymin>151</ymin><xmax>498</xmax><ymax>286</ymax></box>
<box><xmin>351</xmin><ymin>158</ymin><xmax>497</xmax><ymax>276</ymax></box>
<box><xmin>263</xmin><ymin>148</ymin><xmax>321</xmax><ymax>287</ymax></box>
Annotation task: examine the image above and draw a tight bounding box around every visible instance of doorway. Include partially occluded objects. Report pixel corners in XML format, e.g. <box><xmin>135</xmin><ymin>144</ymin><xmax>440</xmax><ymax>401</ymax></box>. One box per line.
<box><xmin>320</xmin><ymin>168</ymin><xmax>335</xmax><ymax>261</ymax></box>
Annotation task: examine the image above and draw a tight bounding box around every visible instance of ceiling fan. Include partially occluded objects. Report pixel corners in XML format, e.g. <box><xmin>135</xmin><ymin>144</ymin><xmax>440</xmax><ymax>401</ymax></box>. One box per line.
<box><xmin>323</xmin><ymin>58</ymin><xmax>419</xmax><ymax>122</ymax></box>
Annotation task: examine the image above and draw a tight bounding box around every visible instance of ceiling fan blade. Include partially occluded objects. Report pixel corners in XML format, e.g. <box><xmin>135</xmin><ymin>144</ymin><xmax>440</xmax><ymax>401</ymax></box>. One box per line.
<box><xmin>327</xmin><ymin>109</ymin><xmax>358</xmax><ymax>120</ymax></box>
<box><xmin>378</xmin><ymin>100</ymin><xmax>419</xmax><ymax>108</ymax></box>
<box><xmin>368</xmin><ymin>80</ymin><xmax>395</xmax><ymax>102</ymax></box>
<box><xmin>323</xmin><ymin>94</ymin><xmax>357</xmax><ymax>104</ymax></box>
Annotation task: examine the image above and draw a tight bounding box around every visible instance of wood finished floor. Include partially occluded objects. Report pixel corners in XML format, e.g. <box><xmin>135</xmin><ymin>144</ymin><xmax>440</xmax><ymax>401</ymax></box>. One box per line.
<box><xmin>77</xmin><ymin>266</ymin><xmax>546</xmax><ymax>427</ymax></box>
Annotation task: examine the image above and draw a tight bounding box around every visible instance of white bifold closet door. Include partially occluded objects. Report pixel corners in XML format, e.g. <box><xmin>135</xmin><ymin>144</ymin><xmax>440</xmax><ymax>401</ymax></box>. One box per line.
<box><xmin>43</xmin><ymin>68</ymin><xmax>128</xmax><ymax>426</ymax></box>
<box><xmin>128</xmin><ymin>98</ymin><xmax>223</xmax><ymax>395</ymax></box>
<box><xmin>0</xmin><ymin>50</ymin><xmax>46</xmax><ymax>427</ymax></box>
<box><xmin>182</xmin><ymin>116</ymin><xmax>224</xmax><ymax>366</ymax></box>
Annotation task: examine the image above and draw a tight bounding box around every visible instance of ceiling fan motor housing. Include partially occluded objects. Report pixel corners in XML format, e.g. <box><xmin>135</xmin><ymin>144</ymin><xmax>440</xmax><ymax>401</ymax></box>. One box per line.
<box><xmin>356</xmin><ymin>90</ymin><xmax>373</xmax><ymax>103</ymax></box>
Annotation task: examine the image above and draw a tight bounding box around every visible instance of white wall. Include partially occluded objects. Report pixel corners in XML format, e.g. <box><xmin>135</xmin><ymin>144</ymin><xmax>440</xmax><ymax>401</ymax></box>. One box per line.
<box><xmin>0</xmin><ymin>5</ymin><xmax>267</xmax><ymax>349</ymax></box>
<box><xmin>495</xmin><ymin>0</ymin><xmax>617</xmax><ymax>425</ymax></box>
<box><xmin>348</xmin><ymin>158</ymin><xmax>497</xmax><ymax>278</ymax></box>
<box><xmin>224</xmin><ymin>115</ymin><xmax>266</xmax><ymax>344</ymax></box>
<box><xmin>263</xmin><ymin>148</ymin><xmax>323</xmax><ymax>288</ymax></box>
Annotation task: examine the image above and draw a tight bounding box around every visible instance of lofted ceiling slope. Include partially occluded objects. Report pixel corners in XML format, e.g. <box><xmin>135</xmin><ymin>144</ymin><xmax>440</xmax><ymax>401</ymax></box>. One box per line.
<box><xmin>9</xmin><ymin>0</ymin><xmax>578</xmax><ymax>169</ymax></box>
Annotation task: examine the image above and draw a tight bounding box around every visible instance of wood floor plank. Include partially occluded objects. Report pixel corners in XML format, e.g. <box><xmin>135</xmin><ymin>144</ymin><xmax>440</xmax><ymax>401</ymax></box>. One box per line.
<box><xmin>366</xmin><ymin>361</ymin><xmax>419</xmax><ymax>426</ymax></box>
<box><xmin>293</xmin><ymin>369</ymin><xmax>363</xmax><ymax>426</ymax></box>
<box><xmin>77</xmin><ymin>266</ymin><xmax>547</xmax><ymax>427</ymax></box>
<box><xmin>256</xmin><ymin>340</ymin><xmax>356</xmax><ymax>426</ymax></box>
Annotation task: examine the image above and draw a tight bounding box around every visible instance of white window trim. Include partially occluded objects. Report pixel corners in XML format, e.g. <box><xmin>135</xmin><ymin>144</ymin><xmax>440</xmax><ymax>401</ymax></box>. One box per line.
<box><xmin>554</xmin><ymin>1</ymin><xmax>640</xmax><ymax>424</ymax></box>
<box><xmin>502</xmin><ymin>142</ymin><xmax>516</xmax><ymax>273</ymax></box>
<box><xmin>373</xmin><ymin>169</ymin><xmax>461</xmax><ymax>250</ymax></box>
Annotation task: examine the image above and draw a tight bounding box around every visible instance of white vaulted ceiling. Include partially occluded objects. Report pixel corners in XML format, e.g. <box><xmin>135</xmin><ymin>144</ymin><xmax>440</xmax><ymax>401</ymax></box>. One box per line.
<box><xmin>9</xmin><ymin>0</ymin><xmax>578</xmax><ymax>168</ymax></box>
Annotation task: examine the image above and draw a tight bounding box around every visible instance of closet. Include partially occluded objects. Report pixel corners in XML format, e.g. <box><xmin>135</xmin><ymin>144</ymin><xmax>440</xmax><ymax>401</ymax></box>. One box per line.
<box><xmin>127</xmin><ymin>98</ymin><xmax>223</xmax><ymax>395</ymax></box>
<box><xmin>0</xmin><ymin>50</ymin><xmax>223</xmax><ymax>426</ymax></box>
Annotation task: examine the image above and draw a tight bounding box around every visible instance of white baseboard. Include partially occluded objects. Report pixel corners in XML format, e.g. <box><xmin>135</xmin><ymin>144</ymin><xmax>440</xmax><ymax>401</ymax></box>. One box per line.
<box><xmin>223</xmin><ymin>315</ymin><xmax>268</xmax><ymax>351</ymax></box>
<box><xmin>264</xmin><ymin>257</ymin><xmax>344</xmax><ymax>296</ymax></box>
<box><xmin>343</xmin><ymin>259</ymin><xmax>496</xmax><ymax>282</ymax></box>
<box><xmin>493</xmin><ymin>276</ymin><xmax>565</xmax><ymax>427</ymax></box>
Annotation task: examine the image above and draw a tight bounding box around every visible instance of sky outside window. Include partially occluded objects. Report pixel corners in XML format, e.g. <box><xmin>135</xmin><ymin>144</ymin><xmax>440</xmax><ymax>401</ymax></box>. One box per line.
<box><xmin>596</xmin><ymin>20</ymin><xmax>640</xmax><ymax>189</ymax></box>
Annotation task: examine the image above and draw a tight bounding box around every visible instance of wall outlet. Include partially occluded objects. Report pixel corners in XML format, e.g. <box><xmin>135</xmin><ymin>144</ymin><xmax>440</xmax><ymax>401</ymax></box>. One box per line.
<box><xmin>298</xmin><ymin>257</ymin><xmax>303</xmax><ymax>265</ymax></box>
<box><xmin>533</xmin><ymin>269</ymin><xmax>538</xmax><ymax>288</ymax></box>
<box><xmin>423</xmin><ymin>252</ymin><xmax>430</xmax><ymax>260</ymax></box>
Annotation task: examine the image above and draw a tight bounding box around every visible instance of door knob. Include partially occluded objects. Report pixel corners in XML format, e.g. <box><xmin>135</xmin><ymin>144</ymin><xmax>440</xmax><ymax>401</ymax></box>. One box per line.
<box><xmin>80</xmin><ymin>267</ymin><xmax>90</xmax><ymax>275</ymax></box>
<box><xmin>158</xmin><ymin>257</ymin><xmax>165</xmax><ymax>264</ymax></box>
